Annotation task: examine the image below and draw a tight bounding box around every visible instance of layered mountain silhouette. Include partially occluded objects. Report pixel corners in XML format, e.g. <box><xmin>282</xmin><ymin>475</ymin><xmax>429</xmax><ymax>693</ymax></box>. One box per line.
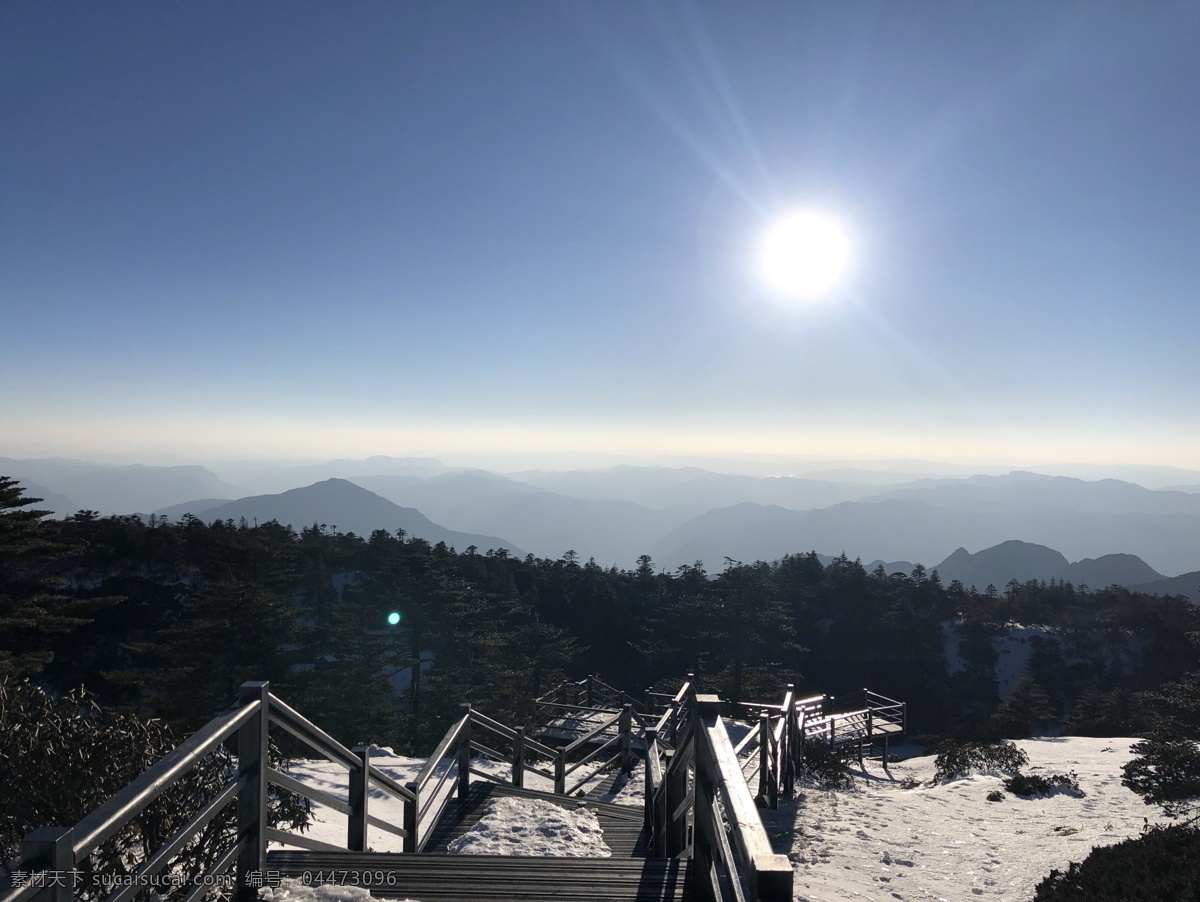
<box><xmin>651</xmin><ymin>488</ymin><xmax>1200</xmax><ymax>575</ymax></box>
<box><xmin>932</xmin><ymin>541</ymin><xmax>1163</xmax><ymax>590</ymax></box>
<box><xmin>184</xmin><ymin>479</ymin><xmax>524</xmax><ymax>556</ymax></box>
<box><xmin>1129</xmin><ymin>571</ymin><xmax>1200</xmax><ymax>604</ymax></box>
<box><xmin>220</xmin><ymin>456</ymin><xmax>448</xmax><ymax>495</ymax></box>
<box><xmin>865</xmin><ymin>471</ymin><xmax>1200</xmax><ymax>516</ymax></box>
<box><xmin>352</xmin><ymin>470</ymin><xmax>675</xmax><ymax>564</ymax></box>
<box><xmin>9</xmin><ymin>455</ymin><xmax>1200</xmax><ymax>579</ymax></box>
<box><xmin>0</xmin><ymin>457</ymin><xmax>245</xmax><ymax>516</ymax></box>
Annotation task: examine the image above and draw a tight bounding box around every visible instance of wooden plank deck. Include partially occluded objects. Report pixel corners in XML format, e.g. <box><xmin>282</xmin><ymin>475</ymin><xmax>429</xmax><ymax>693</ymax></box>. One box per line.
<box><xmin>582</xmin><ymin>769</ymin><xmax>642</xmax><ymax>806</ymax></box>
<box><xmin>420</xmin><ymin>781</ymin><xmax>649</xmax><ymax>858</ymax></box>
<box><xmin>267</xmin><ymin>850</ymin><xmax>690</xmax><ymax>902</ymax></box>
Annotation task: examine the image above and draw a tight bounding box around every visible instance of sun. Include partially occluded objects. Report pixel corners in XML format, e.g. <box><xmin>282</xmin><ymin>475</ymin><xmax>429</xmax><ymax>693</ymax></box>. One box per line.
<box><xmin>758</xmin><ymin>211</ymin><xmax>853</xmax><ymax>299</ymax></box>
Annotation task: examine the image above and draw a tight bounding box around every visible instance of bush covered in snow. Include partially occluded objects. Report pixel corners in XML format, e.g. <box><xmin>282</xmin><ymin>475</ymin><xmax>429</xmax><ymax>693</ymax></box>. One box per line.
<box><xmin>1122</xmin><ymin>736</ymin><xmax>1200</xmax><ymax>818</ymax></box>
<box><xmin>1003</xmin><ymin>771</ymin><xmax>1084</xmax><ymax>798</ymax></box>
<box><xmin>1032</xmin><ymin>823</ymin><xmax>1200</xmax><ymax>901</ymax></box>
<box><xmin>932</xmin><ymin>739</ymin><xmax>1028</xmax><ymax>782</ymax></box>
<box><xmin>799</xmin><ymin>740</ymin><xmax>854</xmax><ymax>789</ymax></box>
<box><xmin>0</xmin><ymin>679</ymin><xmax>310</xmax><ymax>898</ymax></box>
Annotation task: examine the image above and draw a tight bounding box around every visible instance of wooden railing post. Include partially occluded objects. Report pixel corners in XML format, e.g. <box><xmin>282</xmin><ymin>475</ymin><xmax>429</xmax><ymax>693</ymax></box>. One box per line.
<box><xmin>784</xmin><ymin>684</ymin><xmax>796</xmax><ymax>795</ymax></box>
<box><xmin>663</xmin><ymin>747</ymin><xmax>688</xmax><ymax>858</ymax></box>
<box><xmin>586</xmin><ymin>674</ymin><xmax>595</xmax><ymax>707</ymax></box>
<box><xmin>403</xmin><ymin>781</ymin><xmax>419</xmax><ymax>853</ymax></box>
<box><xmin>554</xmin><ymin>750</ymin><xmax>566</xmax><ymax>795</ymax></box>
<box><xmin>757</xmin><ymin>712</ymin><xmax>771</xmax><ymax>806</ymax></box>
<box><xmin>829</xmin><ymin>713</ymin><xmax>836</xmax><ymax>749</ymax></box>
<box><xmin>692</xmin><ymin>694</ymin><xmax>721</xmax><ymax>884</ymax></box>
<box><xmin>348</xmin><ymin>745</ymin><xmax>370</xmax><ymax>851</ymax></box>
<box><xmin>619</xmin><ymin>704</ymin><xmax>633</xmax><ymax>772</ymax></box>
<box><xmin>236</xmin><ymin>681</ymin><xmax>269</xmax><ymax>902</ymax></box>
<box><xmin>796</xmin><ymin>708</ymin><xmax>806</xmax><ymax>770</ymax></box>
<box><xmin>512</xmin><ymin>727</ymin><xmax>526</xmax><ymax>789</ymax></box>
<box><xmin>19</xmin><ymin>826</ymin><xmax>74</xmax><ymax>902</ymax></box>
<box><xmin>643</xmin><ymin>727</ymin><xmax>657</xmax><ymax>830</ymax></box>
<box><xmin>458</xmin><ymin>704</ymin><xmax>472</xmax><ymax>801</ymax></box>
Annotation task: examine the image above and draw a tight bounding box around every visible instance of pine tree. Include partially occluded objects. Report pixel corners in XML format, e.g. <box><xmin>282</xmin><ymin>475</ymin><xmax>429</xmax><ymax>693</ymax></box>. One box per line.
<box><xmin>106</xmin><ymin>579</ymin><xmax>309</xmax><ymax>732</ymax></box>
<box><xmin>297</xmin><ymin>601</ymin><xmax>404</xmax><ymax>748</ymax></box>
<box><xmin>992</xmin><ymin>675</ymin><xmax>1055</xmax><ymax>738</ymax></box>
<box><xmin>0</xmin><ymin>477</ymin><xmax>104</xmax><ymax>678</ymax></box>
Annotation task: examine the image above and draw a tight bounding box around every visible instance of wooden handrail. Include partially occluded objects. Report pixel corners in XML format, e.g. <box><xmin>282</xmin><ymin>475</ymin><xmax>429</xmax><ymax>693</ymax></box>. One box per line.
<box><xmin>413</xmin><ymin>712</ymin><xmax>471</xmax><ymax>794</ymax></box>
<box><xmin>563</xmin><ymin>709</ymin><xmax>622</xmax><ymax>756</ymax></box>
<box><xmin>72</xmin><ymin>699</ymin><xmax>258</xmax><ymax>859</ymax></box>
<box><xmin>693</xmin><ymin>695</ymin><xmax>792</xmax><ymax>902</ymax></box>
<box><xmin>9</xmin><ymin>685</ymin><xmax>268</xmax><ymax>902</ymax></box>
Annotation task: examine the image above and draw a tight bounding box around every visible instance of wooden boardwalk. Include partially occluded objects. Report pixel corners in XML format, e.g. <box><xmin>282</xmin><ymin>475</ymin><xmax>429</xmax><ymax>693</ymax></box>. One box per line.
<box><xmin>267</xmin><ymin>850</ymin><xmax>690</xmax><ymax>902</ymax></box>
<box><xmin>417</xmin><ymin>781</ymin><xmax>649</xmax><ymax>858</ymax></box>
<box><xmin>267</xmin><ymin>768</ymin><xmax>669</xmax><ymax>901</ymax></box>
<box><xmin>7</xmin><ymin>677</ymin><xmax>906</xmax><ymax>902</ymax></box>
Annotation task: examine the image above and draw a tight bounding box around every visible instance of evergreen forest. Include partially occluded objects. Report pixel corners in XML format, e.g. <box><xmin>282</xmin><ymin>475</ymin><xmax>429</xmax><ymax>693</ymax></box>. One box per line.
<box><xmin>5</xmin><ymin>474</ymin><xmax>1197</xmax><ymax>752</ymax></box>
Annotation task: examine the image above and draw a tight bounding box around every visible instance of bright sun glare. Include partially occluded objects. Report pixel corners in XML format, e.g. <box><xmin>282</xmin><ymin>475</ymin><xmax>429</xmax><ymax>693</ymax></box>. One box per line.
<box><xmin>758</xmin><ymin>211</ymin><xmax>852</xmax><ymax>299</ymax></box>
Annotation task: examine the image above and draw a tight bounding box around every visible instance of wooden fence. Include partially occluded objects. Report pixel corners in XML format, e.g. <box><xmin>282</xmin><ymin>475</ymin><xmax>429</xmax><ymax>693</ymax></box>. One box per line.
<box><xmin>732</xmin><ymin>686</ymin><xmax>908</xmax><ymax>808</ymax></box>
<box><xmin>644</xmin><ymin>683</ymin><xmax>792</xmax><ymax>902</ymax></box>
<box><xmin>6</xmin><ymin>682</ymin><xmax>417</xmax><ymax>902</ymax></box>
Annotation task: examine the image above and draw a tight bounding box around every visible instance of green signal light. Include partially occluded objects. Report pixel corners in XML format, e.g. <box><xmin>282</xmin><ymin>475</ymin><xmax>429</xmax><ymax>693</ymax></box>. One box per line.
<box><xmin>387</xmin><ymin>611</ymin><xmax>401</xmax><ymax>626</ymax></box>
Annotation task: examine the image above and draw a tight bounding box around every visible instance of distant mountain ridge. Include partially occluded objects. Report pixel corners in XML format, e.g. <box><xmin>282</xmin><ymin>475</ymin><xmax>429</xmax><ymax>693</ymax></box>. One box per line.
<box><xmin>7</xmin><ymin>455</ymin><xmax>1200</xmax><ymax>578</ymax></box>
<box><xmin>194</xmin><ymin>479</ymin><xmax>525</xmax><ymax>556</ymax></box>
<box><xmin>651</xmin><ymin>494</ymin><xmax>1200</xmax><ymax>576</ymax></box>
<box><xmin>0</xmin><ymin>457</ymin><xmax>245</xmax><ymax>515</ymax></box>
<box><xmin>1129</xmin><ymin>571</ymin><xmax>1200</xmax><ymax>604</ymax></box>
<box><xmin>931</xmin><ymin>541</ymin><xmax>1163</xmax><ymax>590</ymax></box>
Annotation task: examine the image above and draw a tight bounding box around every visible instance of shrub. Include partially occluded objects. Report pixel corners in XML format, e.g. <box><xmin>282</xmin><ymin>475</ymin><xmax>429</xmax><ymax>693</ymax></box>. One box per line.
<box><xmin>1122</xmin><ymin>737</ymin><xmax>1200</xmax><ymax>818</ymax></box>
<box><xmin>800</xmin><ymin>741</ymin><xmax>854</xmax><ymax>789</ymax></box>
<box><xmin>1032</xmin><ymin>823</ymin><xmax>1200</xmax><ymax>901</ymax></box>
<box><xmin>986</xmin><ymin>789</ymin><xmax>1004</xmax><ymax>802</ymax></box>
<box><xmin>1004</xmin><ymin>771</ymin><xmax>1084</xmax><ymax>798</ymax></box>
<box><xmin>0</xmin><ymin>679</ymin><xmax>309</xmax><ymax>899</ymax></box>
<box><xmin>933</xmin><ymin>739</ymin><xmax>1029</xmax><ymax>782</ymax></box>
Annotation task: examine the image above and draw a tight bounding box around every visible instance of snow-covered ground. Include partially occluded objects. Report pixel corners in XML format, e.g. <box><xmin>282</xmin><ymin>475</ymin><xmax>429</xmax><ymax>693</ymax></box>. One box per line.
<box><xmin>261</xmin><ymin>879</ymin><xmax>418</xmax><ymax>902</ymax></box>
<box><xmin>274</xmin><ymin>737</ymin><xmax>1165</xmax><ymax>901</ymax></box>
<box><xmin>776</xmin><ymin>737</ymin><xmax>1166</xmax><ymax>902</ymax></box>
<box><xmin>447</xmin><ymin>797</ymin><xmax>611</xmax><ymax>857</ymax></box>
<box><xmin>274</xmin><ymin>748</ymin><xmax>625</xmax><ymax>853</ymax></box>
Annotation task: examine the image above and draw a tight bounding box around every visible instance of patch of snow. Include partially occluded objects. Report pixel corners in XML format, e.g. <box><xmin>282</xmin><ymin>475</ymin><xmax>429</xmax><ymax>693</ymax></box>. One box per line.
<box><xmin>447</xmin><ymin>797</ymin><xmax>611</xmax><ymax>858</ymax></box>
<box><xmin>272</xmin><ymin>751</ymin><xmax>608</xmax><ymax>854</ymax></box>
<box><xmin>781</xmin><ymin>737</ymin><xmax>1167</xmax><ymax>901</ymax></box>
<box><xmin>260</xmin><ymin>877</ymin><xmax>419</xmax><ymax>902</ymax></box>
<box><xmin>598</xmin><ymin>764</ymin><xmax>646</xmax><ymax>807</ymax></box>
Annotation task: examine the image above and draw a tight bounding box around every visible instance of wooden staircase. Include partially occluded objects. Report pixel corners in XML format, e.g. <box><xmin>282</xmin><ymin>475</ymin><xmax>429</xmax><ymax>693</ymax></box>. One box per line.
<box><xmin>267</xmin><ymin>851</ymin><xmax>689</xmax><ymax>902</ymax></box>
<box><xmin>415</xmin><ymin>782</ymin><xmax>648</xmax><ymax>857</ymax></box>
<box><xmin>7</xmin><ymin>676</ymin><xmax>911</xmax><ymax>902</ymax></box>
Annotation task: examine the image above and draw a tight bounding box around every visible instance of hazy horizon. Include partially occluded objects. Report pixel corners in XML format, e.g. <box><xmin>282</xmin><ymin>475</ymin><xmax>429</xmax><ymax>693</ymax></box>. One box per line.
<box><xmin>4</xmin><ymin>444</ymin><xmax>1200</xmax><ymax>490</ymax></box>
<box><xmin>5</xmin><ymin>3</ymin><xmax>1199</xmax><ymax>473</ymax></box>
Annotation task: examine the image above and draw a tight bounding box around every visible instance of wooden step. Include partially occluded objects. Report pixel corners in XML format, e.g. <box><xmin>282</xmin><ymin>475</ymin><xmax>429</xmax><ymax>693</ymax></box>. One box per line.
<box><xmin>267</xmin><ymin>851</ymin><xmax>689</xmax><ymax>902</ymax></box>
<box><xmin>582</xmin><ymin>769</ymin><xmax>642</xmax><ymax>807</ymax></box>
<box><xmin>420</xmin><ymin>781</ymin><xmax>649</xmax><ymax>858</ymax></box>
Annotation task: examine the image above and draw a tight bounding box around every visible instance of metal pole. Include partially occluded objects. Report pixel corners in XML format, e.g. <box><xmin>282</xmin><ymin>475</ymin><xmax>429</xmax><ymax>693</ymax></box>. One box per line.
<box><xmin>348</xmin><ymin>746</ymin><xmax>370</xmax><ymax>851</ymax></box>
<box><xmin>403</xmin><ymin>782</ymin><xmax>419</xmax><ymax>853</ymax></box>
<box><xmin>236</xmin><ymin>681</ymin><xmax>269</xmax><ymax>902</ymax></box>
<box><xmin>19</xmin><ymin>827</ymin><xmax>74</xmax><ymax>902</ymax></box>
<box><xmin>458</xmin><ymin>705</ymin><xmax>472</xmax><ymax>801</ymax></box>
<box><xmin>619</xmin><ymin>704</ymin><xmax>633</xmax><ymax>772</ymax></box>
<box><xmin>513</xmin><ymin>727</ymin><xmax>526</xmax><ymax>789</ymax></box>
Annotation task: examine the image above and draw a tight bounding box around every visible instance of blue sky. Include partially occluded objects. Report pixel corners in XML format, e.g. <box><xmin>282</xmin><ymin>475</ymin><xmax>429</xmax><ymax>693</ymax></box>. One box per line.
<box><xmin>3</xmin><ymin>1</ymin><xmax>1199</xmax><ymax>468</ymax></box>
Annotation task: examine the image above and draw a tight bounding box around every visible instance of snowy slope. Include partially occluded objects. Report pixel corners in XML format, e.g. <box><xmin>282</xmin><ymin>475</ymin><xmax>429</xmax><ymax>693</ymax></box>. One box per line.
<box><xmin>274</xmin><ymin>737</ymin><xmax>1164</xmax><ymax>901</ymax></box>
<box><xmin>776</xmin><ymin>737</ymin><xmax>1165</xmax><ymax>902</ymax></box>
